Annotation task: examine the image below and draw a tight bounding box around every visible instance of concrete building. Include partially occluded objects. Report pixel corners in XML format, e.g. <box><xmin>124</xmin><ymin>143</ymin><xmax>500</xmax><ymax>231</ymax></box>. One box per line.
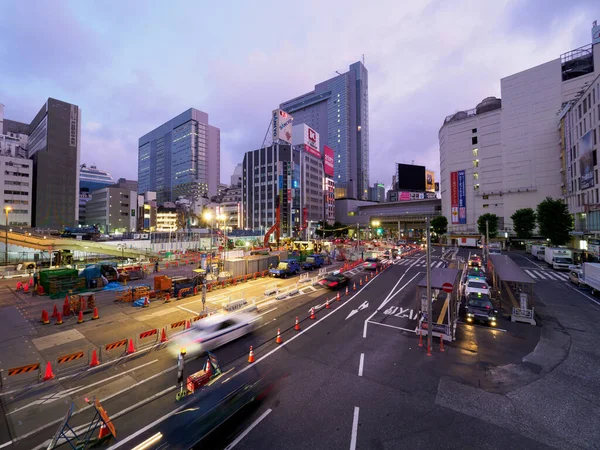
<box><xmin>138</xmin><ymin>108</ymin><xmax>220</xmax><ymax>205</ymax></box>
<box><xmin>136</xmin><ymin>191</ymin><xmax>157</xmax><ymax>232</ymax></box>
<box><xmin>156</xmin><ymin>206</ymin><xmax>177</xmax><ymax>231</ymax></box>
<box><xmin>79</xmin><ymin>164</ymin><xmax>114</xmax><ymax>226</ymax></box>
<box><xmin>440</xmin><ymin>25</ymin><xmax>600</xmax><ymax>235</ymax></box>
<box><xmin>368</xmin><ymin>183</ymin><xmax>386</xmax><ymax>202</ymax></box>
<box><xmin>280</xmin><ymin>61</ymin><xmax>369</xmax><ymax>200</ymax></box>
<box><xmin>230</xmin><ymin>163</ymin><xmax>243</xmax><ymax>187</ymax></box>
<box><xmin>299</xmin><ymin>148</ymin><xmax>324</xmax><ymax>237</ymax></box>
<box><xmin>220</xmin><ymin>185</ymin><xmax>242</xmax><ymax>230</ymax></box>
<box><xmin>85</xmin><ymin>179</ymin><xmax>138</xmax><ymax>234</ymax></box>
<box><xmin>242</xmin><ymin>144</ymin><xmax>300</xmax><ymax>237</ymax></box>
<box><xmin>28</xmin><ymin>98</ymin><xmax>81</xmax><ymax>229</ymax></box>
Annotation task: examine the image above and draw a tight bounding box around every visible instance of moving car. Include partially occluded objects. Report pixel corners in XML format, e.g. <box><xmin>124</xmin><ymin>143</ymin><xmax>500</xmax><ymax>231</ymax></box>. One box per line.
<box><xmin>301</xmin><ymin>254</ymin><xmax>325</xmax><ymax>271</ymax></box>
<box><xmin>318</xmin><ymin>272</ymin><xmax>350</xmax><ymax>290</ymax></box>
<box><xmin>569</xmin><ymin>269</ymin><xmax>585</xmax><ymax>286</ymax></box>
<box><xmin>465</xmin><ymin>292</ymin><xmax>497</xmax><ymax>326</ymax></box>
<box><xmin>363</xmin><ymin>257</ymin><xmax>382</xmax><ymax>270</ymax></box>
<box><xmin>169</xmin><ymin>312</ymin><xmax>257</xmax><ymax>357</ymax></box>
<box><xmin>463</xmin><ymin>279</ymin><xmax>490</xmax><ymax>298</ymax></box>
<box><xmin>465</xmin><ymin>267</ymin><xmax>486</xmax><ymax>282</ymax></box>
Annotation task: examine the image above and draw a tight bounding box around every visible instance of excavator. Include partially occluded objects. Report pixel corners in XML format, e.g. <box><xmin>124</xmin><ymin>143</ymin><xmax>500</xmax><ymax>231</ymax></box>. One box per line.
<box><xmin>263</xmin><ymin>200</ymin><xmax>281</xmax><ymax>249</ymax></box>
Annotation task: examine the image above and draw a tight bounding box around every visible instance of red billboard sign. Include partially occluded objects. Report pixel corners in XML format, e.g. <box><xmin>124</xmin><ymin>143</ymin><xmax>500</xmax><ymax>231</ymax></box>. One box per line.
<box><xmin>323</xmin><ymin>145</ymin><xmax>334</xmax><ymax>177</ymax></box>
<box><xmin>450</xmin><ymin>171</ymin><xmax>459</xmax><ymax>224</ymax></box>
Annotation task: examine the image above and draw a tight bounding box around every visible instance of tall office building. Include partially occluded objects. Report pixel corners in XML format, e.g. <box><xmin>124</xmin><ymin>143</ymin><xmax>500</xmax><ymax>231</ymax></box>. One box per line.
<box><xmin>79</xmin><ymin>164</ymin><xmax>115</xmax><ymax>225</ymax></box>
<box><xmin>85</xmin><ymin>178</ymin><xmax>138</xmax><ymax>233</ymax></box>
<box><xmin>440</xmin><ymin>23</ymin><xmax>600</xmax><ymax>234</ymax></box>
<box><xmin>138</xmin><ymin>108</ymin><xmax>220</xmax><ymax>205</ymax></box>
<box><xmin>280</xmin><ymin>61</ymin><xmax>369</xmax><ymax>200</ymax></box>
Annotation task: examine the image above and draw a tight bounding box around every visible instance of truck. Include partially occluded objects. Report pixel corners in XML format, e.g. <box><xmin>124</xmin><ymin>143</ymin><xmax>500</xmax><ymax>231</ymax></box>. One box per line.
<box><xmin>582</xmin><ymin>263</ymin><xmax>600</xmax><ymax>294</ymax></box>
<box><xmin>457</xmin><ymin>238</ymin><xmax>480</xmax><ymax>248</ymax></box>
<box><xmin>301</xmin><ymin>254</ymin><xmax>325</xmax><ymax>271</ymax></box>
<box><xmin>530</xmin><ymin>245</ymin><xmax>546</xmax><ymax>261</ymax></box>
<box><xmin>269</xmin><ymin>259</ymin><xmax>301</xmax><ymax>278</ymax></box>
<box><xmin>544</xmin><ymin>247</ymin><xmax>574</xmax><ymax>270</ymax></box>
<box><xmin>489</xmin><ymin>242</ymin><xmax>502</xmax><ymax>255</ymax></box>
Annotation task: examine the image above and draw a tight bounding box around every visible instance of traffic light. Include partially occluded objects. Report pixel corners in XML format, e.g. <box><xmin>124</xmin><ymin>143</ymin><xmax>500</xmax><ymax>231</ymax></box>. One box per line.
<box><xmin>377</xmin><ymin>228</ymin><xmax>383</xmax><ymax>235</ymax></box>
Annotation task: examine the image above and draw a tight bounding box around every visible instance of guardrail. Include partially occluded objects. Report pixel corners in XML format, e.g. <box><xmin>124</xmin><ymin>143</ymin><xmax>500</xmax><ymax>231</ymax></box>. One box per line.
<box><xmin>511</xmin><ymin>307</ymin><xmax>536</xmax><ymax>325</ymax></box>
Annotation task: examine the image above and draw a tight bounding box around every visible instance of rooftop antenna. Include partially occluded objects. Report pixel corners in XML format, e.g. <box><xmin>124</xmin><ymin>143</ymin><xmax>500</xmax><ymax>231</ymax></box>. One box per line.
<box><xmin>362</xmin><ymin>54</ymin><xmax>365</xmax><ymax>65</ymax></box>
<box><xmin>335</xmin><ymin>70</ymin><xmax>341</xmax><ymax>75</ymax></box>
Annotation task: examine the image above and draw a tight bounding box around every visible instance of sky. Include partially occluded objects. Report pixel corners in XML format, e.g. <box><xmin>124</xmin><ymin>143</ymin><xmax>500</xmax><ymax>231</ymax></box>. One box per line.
<box><xmin>0</xmin><ymin>0</ymin><xmax>598</xmax><ymax>189</ymax></box>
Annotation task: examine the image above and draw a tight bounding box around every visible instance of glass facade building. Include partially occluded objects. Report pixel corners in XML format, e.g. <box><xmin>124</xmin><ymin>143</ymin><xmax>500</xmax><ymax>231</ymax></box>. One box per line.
<box><xmin>138</xmin><ymin>109</ymin><xmax>220</xmax><ymax>204</ymax></box>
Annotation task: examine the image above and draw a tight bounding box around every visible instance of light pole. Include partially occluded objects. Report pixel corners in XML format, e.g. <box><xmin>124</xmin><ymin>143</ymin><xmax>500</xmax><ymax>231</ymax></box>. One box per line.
<box><xmin>217</xmin><ymin>213</ymin><xmax>227</xmax><ymax>255</ymax></box>
<box><xmin>4</xmin><ymin>206</ymin><xmax>11</xmax><ymax>266</ymax></box>
<box><xmin>203</xmin><ymin>211</ymin><xmax>213</xmax><ymax>272</ymax></box>
<box><xmin>426</xmin><ymin>216</ymin><xmax>433</xmax><ymax>354</ymax></box>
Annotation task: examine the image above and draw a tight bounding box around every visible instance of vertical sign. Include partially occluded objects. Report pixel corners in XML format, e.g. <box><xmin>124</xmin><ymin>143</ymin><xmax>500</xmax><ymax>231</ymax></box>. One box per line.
<box><xmin>450</xmin><ymin>171</ymin><xmax>459</xmax><ymax>224</ymax></box>
<box><xmin>70</xmin><ymin>105</ymin><xmax>78</xmax><ymax>147</ymax></box>
<box><xmin>272</xmin><ymin>109</ymin><xmax>293</xmax><ymax>144</ymax></box>
<box><xmin>458</xmin><ymin>170</ymin><xmax>466</xmax><ymax>224</ymax></box>
<box><xmin>579</xmin><ymin>131</ymin><xmax>594</xmax><ymax>190</ymax></box>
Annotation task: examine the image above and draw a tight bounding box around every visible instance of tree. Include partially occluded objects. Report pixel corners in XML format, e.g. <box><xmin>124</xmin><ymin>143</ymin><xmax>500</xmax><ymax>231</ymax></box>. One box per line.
<box><xmin>536</xmin><ymin>197</ymin><xmax>573</xmax><ymax>246</ymax></box>
<box><xmin>510</xmin><ymin>208</ymin><xmax>537</xmax><ymax>239</ymax></box>
<box><xmin>431</xmin><ymin>216</ymin><xmax>448</xmax><ymax>236</ymax></box>
<box><xmin>477</xmin><ymin>213</ymin><xmax>499</xmax><ymax>238</ymax></box>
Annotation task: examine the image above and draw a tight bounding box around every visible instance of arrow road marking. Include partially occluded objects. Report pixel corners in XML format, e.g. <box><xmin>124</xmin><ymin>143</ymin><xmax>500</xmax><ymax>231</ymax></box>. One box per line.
<box><xmin>346</xmin><ymin>301</ymin><xmax>369</xmax><ymax>320</ymax></box>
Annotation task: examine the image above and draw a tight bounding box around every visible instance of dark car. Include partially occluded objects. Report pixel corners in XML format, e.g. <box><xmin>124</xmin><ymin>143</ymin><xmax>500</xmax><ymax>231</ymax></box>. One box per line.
<box><xmin>465</xmin><ymin>292</ymin><xmax>497</xmax><ymax>326</ymax></box>
<box><xmin>318</xmin><ymin>272</ymin><xmax>350</xmax><ymax>290</ymax></box>
<box><xmin>362</xmin><ymin>257</ymin><xmax>382</xmax><ymax>270</ymax></box>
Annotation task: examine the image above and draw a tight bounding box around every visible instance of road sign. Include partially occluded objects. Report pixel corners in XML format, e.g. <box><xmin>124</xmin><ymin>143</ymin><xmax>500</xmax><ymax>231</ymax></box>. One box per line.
<box><xmin>442</xmin><ymin>282</ymin><xmax>453</xmax><ymax>293</ymax></box>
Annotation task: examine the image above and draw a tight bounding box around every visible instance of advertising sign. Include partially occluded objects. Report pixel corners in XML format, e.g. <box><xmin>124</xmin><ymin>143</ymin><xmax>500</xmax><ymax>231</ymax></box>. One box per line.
<box><xmin>272</xmin><ymin>109</ymin><xmax>293</xmax><ymax>144</ymax></box>
<box><xmin>434</xmin><ymin>181</ymin><xmax>440</xmax><ymax>192</ymax></box>
<box><xmin>450</xmin><ymin>171</ymin><xmax>459</xmax><ymax>224</ymax></box>
<box><xmin>323</xmin><ymin>145</ymin><xmax>334</xmax><ymax>177</ymax></box>
<box><xmin>399</xmin><ymin>192</ymin><xmax>411</xmax><ymax>201</ymax></box>
<box><xmin>292</xmin><ymin>124</ymin><xmax>320</xmax><ymax>158</ymax></box>
<box><xmin>458</xmin><ymin>170</ymin><xmax>466</xmax><ymax>224</ymax></box>
<box><xmin>579</xmin><ymin>131</ymin><xmax>594</xmax><ymax>190</ymax></box>
<box><xmin>589</xmin><ymin>239</ymin><xmax>600</xmax><ymax>257</ymax></box>
<box><xmin>426</xmin><ymin>171</ymin><xmax>435</xmax><ymax>192</ymax></box>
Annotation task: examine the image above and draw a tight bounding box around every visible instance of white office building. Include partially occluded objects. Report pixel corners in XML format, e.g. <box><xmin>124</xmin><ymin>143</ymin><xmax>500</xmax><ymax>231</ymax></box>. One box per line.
<box><xmin>440</xmin><ymin>23</ymin><xmax>600</xmax><ymax>235</ymax></box>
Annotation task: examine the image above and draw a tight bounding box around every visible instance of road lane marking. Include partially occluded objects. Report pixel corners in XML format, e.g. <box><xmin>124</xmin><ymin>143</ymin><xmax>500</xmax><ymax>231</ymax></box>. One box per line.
<box><xmin>224</xmin><ymin>408</ymin><xmax>272</xmax><ymax>450</ymax></box>
<box><xmin>350</xmin><ymin>406</ymin><xmax>359</xmax><ymax>450</ymax></box>
<box><xmin>368</xmin><ymin>321</ymin><xmax>417</xmax><ymax>333</ymax></box>
<box><xmin>358</xmin><ymin>353</ymin><xmax>364</xmax><ymax>377</ymax></box>
<box><xmin>177</xmin><ymin>305</ymin><xmax>198</xmax><ymax>315</ymax></box>
<box><xmin>524</xmin><ymin>256</ymin><xmax>545</xmax><ymax>269</ymax></box>
<box><xmin>524</xmin><ymin>269</ymin><xmax>538</xmax><ymax>279</ymax></box>
<box><xmin>565</xmin><ymin>284</ymin><xmax>600</xmax><ymax>308</ymax></box>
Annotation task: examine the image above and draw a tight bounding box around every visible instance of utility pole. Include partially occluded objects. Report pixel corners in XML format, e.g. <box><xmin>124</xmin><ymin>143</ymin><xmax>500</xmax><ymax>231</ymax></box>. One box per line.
<box><xmin>426</xmin><ymin>216</ymin><xmax>433</xmax><ymax>354</ymax></box>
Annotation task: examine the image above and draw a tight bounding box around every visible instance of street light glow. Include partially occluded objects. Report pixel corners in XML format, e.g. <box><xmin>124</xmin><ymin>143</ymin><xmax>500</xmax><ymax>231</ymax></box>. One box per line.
<box><xmin>203</xmin><ymin>211</ymin><xmax>213</xmax><ymax>221</ymax></box>
<box><xmin>371</xmin><ymin>220</ymin><xmax>380</xmax><ymax>227</ymax></box>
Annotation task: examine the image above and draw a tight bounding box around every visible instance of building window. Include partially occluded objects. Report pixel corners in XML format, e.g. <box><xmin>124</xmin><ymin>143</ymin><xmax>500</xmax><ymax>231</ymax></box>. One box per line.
<box><xmin>474</xmin><ymin>184</ymin><xmax>480</xmax><ymax>192</ymax></box>
<box><xmin>472</xmin><ymin>128</ymin><xmax>477</xmax><ymax>133</ymax></box>
<box><xmin>483</xmin><ymin>204</ymin><xmax>489</xmax><ymax>208</ymax></box>
<box><xmin>473</xmin><ymin>172</ymin><xmax>479</xmax><ymax>180</ymax></box>
<box><xmin>472</xmin><ymin>148</ymin><xmax>478</xmax><ymax>157</ymax></box>
<box><xmin>473</xmin><ymin>160</ymin><xmax>479</xmax><ymax>168</ymax></box>
<box><xmin>594</xmin><ymin>150</ymin><xmax>597</xmax><ymax>167</ymax></box>
<box><xmin>472</xmin><ymin>136</ymin><xmax>478</xmax><ymax>145</ymax></box>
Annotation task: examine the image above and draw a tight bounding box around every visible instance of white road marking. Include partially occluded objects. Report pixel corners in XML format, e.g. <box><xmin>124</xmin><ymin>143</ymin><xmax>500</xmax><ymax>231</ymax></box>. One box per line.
<box><xmin>534</xmin><ymin>271</ymin><xmax>548</xmax><ymax>279</ymax></box>
<box><xmin>345</xmin><ymin>301</ymin><xmax>369</xmax><ymax>320</ymax></box>
<box><xmin>524</xmin><ymin>256</ymin><xmax>546</xmax><ymax>269</ymax></box>
<box><xmin>224</xmin><ymin>408</ymin><xmax>273</xmax><ymax>450</ymax></box>
<box><xmin>524</xmin><ymin>269</ymin><xmax>538</xmax><ymax>279</ymax></box>
<box><xmin>368</xmin><ymin>321</ymin><xmax>417</xmax><ymax>333</ymax></box>
<box><xmin>350</xmin><ymin>406</ymin><xmax>360</xmax><ymax>450</ymax></box>
<box><xmin>177</xmin><ymin>305</ymin><xmax>198</xmax><ymax>315</ymax></box>
<box><xmin>358</xmin><ymin>353</ymin><xmax>364</xmax><ymax>377</ymax></box>
<box><xmin>565</xmin><ymin>284</ymin><xmax>600</xmax><ymax>308</ymax></box>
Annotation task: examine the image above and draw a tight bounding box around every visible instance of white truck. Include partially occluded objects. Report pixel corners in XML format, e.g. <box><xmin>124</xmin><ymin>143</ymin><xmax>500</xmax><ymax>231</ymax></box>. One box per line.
<box><xmin>489</xmin><ymin>242</ymin><xmax>502</xmax><ymax>255</ymax></box>
<box><xmin>458</xmin><ymin>238</ymin><xmax>479</xmax><ymax>248</ymax></box>
<box><xmin>530</xmin><ymin>245</ymin><xmax>546</xmax><ymax>261</ymax></box>
<box><xmin>544</xmin><ymin>248</ymin><xmax>574</xmax><ymax>270</ymax></box>
<box><xmin>582</xmin><ymin>263</ymin><xmax>600</xmax><ymax>294</ymax></box>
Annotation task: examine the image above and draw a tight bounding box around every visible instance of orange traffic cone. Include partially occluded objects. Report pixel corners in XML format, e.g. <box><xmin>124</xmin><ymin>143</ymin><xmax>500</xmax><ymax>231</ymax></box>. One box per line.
<box><xmin>92</xmin><ymin>307</ymin><xmax>99</xmax><ymax>320</ymax></box>
<box><xmin>29</xmin><ymin>277</ymin><xmax>34</xmax><ymax>287</ymax></box>
<box><xmin>55</xmin><ymin>312</ymin><xmax>63</xmax><ymax>325</ymax></box>
<box><xmin>164</xmin><ymin>292</ymin><xmax>171</xmax><ymax>303</ymax></box>
<box><xmin>90</xmin><ymin>349</ymin><xmax>100</xmax><ymax>367</ymax></box>
<box><xmin>23</xmin><ymin>284</ymin><xmax>29</xmax><ymax>293</ymax></box>
<box><xmin>336</xmin><ymin>292</ymin><xmax>340</xmax><ymax>301</ymax></box>
<box><xmin>41</xmin><ymin>310</ymin><xmax>50</xmax><ymax>324</ymax></box>
<box><xmin>143</xmin><ymin>297</ymin><xmax>150</xmax><ymax>308</ymax></box>
<box><xmin>43</xmin><ymin>361</ymin><xmax>55</xmax><ymax>381</ymax></box>
<box><xmin>353</xmin><ymin>282</ymin><xmax>357</xmax><ymax>291</ymax></box>
<box><xmin>98</xmin><ymin>422</ymin><xmax>110</xmax><ymax>440</ymax></box>
<box><xmin>276</xmin><ymin>328</ymin><xmax>282</xmax><ymax>344</ymax></box>
<box><xmin>77</xmin><ymin>310</ymin><xmax>84</xmax><ymax>324</ymax></box>
<box><xmin>248</xmin><ymin>346</ymin><xmax>255</xmax><ymax>363</ymax></box>
<box><xmin>205</xmin><ymin>358</ymin><xmax>212</xmax><ymax>376</ymax></box>
<box><xmin>345</xmin><ymin>286</ymin><xmax>349</xmax><ymax>296</ymax></box>
<box><xmin>371</xmin><ymin>272</ymin><xmax>374</xmax><ymax>279</ymax></box>
<box><xmin>439</xmin><ymin>335</ymin><xmax>445</xmax><ymax>353</ymax></box>
<box><xmin>160</xmin><ymin>327</ymin><xmax>168</xmax><ymax>343</ymax></box>
<box><xmin>418</xmin><ymin>332</ymin><xmax>423</xmax><ymax>347</ymax></box>
<box><xmin>51</xmin><ymin>304</ymin><xmax>58</xmax><ymax>318</ymax></box>
<box><xmin>325</xmin><ymin>298</ymin><xmax>331</xmax><ymax>309</ymax></box>
<box><xmin>359</xmin><ymin>277</ymin><xmax>363</xmax><ymax>286</ymax></box>
<box><xmin>294</xmin><ymin>317</ymin><xmax>300</xmax><ymax>331</ymax></box>
<box><xmin>310</xmin><ymin>307</ymin><xmax>316</xmax><ymax>319</ymax></box>
<box><xmin>185</xmin><ymin>320</ymin><xmax>191</xmax><ymax>329</ymax></box>
<box><xmin>126</xmin><ymin>338</ymin><xmax>135</xmax><ymax>354</ymax></box>
<box><xmin>427</xmin><ymin>343</ymin><xmax>432</xmax><ymax>357</ymax></box>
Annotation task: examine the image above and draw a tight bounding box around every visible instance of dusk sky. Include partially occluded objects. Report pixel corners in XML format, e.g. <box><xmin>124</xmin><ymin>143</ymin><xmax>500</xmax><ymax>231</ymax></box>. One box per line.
<box><xmin>1</xmin><ymin>0</ymin><xmax>598</xmax><ymax>188</ymax></box>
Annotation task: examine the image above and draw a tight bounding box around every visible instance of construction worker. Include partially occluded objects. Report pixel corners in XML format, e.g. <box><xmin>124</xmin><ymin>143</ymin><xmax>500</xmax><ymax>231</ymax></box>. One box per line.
<box><xmin>154</xmin><ymin>261</ymin><xmax>159</xmax><ymax>273</ymax></box>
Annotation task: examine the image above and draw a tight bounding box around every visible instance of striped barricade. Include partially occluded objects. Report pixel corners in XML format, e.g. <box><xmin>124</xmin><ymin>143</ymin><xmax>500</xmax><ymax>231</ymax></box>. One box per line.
<box><xmin>171</xmin><ymin>320</ymin><xmax>186</xmax><ymax>329</ymax></box>
<box><xmin>5</xmin><ymin>362</ymin><xmax>41</xmax><ymax>384</ymax></box>
<box><xmin>138</xmin><ymin>328</ymin><xmax>158</xmax><ymax>348</ymax></box>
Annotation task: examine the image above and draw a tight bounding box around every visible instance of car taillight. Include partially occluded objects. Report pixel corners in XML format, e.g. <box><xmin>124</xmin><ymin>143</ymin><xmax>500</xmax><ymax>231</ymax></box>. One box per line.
<box><xmin>486</xmin><ymin>305</ymin><xmax>490</xmax><ymax>310</ymax></box>
<box><xmin>329</xmin><ymin>281</ymin><xmax>338</xmax><ymax>287</ymax></box>
<box><xmin>483</xmin><ymin>285</ymin><xmax>487</xmax><ymax>289</ymax></box>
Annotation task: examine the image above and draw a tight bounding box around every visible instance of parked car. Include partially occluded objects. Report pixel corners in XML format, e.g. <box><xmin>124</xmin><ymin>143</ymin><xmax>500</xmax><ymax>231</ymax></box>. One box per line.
<box><xmin>363</xmin><ymin>257</ymin><xmax>382</xmax><ymax>270</ymax></box>
<box><xmin>318</xmin><ymin>272</ymin><xmax>350</xmax><ymax>290</ymax></box>
<box><xmin>569</xmin><ymin>269</ymin><xmax>585</xmax><ymax>286</ymax></box>
<box><xmin>269</xmin><ymin>260</ymin><xmax>301</xmax><ymax>278</ymax></box>
<box><xmin>465</xmin><ymin>267</ymin><xmax>486</xmax><ymax>282</ymax></box>
<box><xmin>463</xmin><ymin>279</ymin><xmax>490</xmax><ymax>298</ymax></box>
<box><xmin>465</xmin><ymin>292</ymin><xmax>497</xmax><ymax>326</ymax></box>
<box><xmin>301</xmin><ymin>254</ymin><xmax>325</xmax><ymax>271</ymax></box>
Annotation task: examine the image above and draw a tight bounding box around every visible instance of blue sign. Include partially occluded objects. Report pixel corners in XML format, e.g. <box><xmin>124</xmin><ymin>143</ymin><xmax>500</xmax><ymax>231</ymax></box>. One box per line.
<box><xmin>458</xmin><ymin>170</ymin><xmax>466</xmax><ymax>224</ymax></box>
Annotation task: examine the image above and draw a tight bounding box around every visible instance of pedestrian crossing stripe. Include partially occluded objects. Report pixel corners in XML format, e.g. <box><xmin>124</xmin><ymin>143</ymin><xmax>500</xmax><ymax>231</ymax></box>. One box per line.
<box><xmin>523</xmin><ymin>269</ymin><xmax>569</xmax><ymax>281</ymax></box>
<box><xmin>395</xmin><ymin>260</ymin><xmax>445</xmax><ymax>268</ymax></box>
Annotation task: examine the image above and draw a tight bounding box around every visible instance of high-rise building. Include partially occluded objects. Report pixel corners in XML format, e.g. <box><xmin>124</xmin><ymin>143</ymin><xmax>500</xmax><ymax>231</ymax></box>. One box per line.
<box><xmin>138</xmin><ymin>108</ymin><xmax>220</xmax><ymax>205</ymax></box>
<box><xmin>242</xmin><ymin>144</ymin><xmax>300</xmax><ymax>237</ymax></box>
<box><xmin>85</xmin><ymin>178</ymin><xmax>138</xmax><ymax>234</ymax></box>
<box><xmin>280</xmin><ymin>61</ymin><xmax>369</xmax><ymax>200</ymax></box>
<box><xmin>230</xmin><ymin>163</ymin><xmax>243</xmax><ymax>187</ymax></box>
<box><xmin>79</xmin><ymin>164</ymin><xmax>115</xmax><ymax>225</ymax></box>
<box><xmin>29</xmin><ymin>98</ymin><xmax>81</xmax><ymax>229</ymax></box>
<box><xmin>368</xmin><ymin>183</ymin><xmax>386</xmax><ymax>202</ymax></box>
<box><xmin>440</xmin><ymin>24</ymin><xmax>600</xmax><ymax>234</ymax></box>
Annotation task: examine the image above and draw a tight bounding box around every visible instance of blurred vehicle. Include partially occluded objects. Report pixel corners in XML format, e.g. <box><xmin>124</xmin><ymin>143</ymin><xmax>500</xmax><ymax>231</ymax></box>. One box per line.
<box><xmin>318</xmin><ymin>272</ymin><xmax>350</xmax><ymax>290</ymax></box>
<box><xmin>463</xmin><ymin>279</ymin><xmax>490</xmax><ymax>298</ymax></box>
<box><xmin>363</xmin><ymin>257</ymin><xmax>382</xmax><ymax>270</ymax></box>
<box><xmin>465</xmin><ymin>292</ymin><xmax>497</xmax><ymax>326</ymax></box>
<box><xmin>465</xmin><ymin>267</ymin><xmax>486</xmax><ymax>282</ymax></box>
<box><xmin>169</xmin><ymin>312</ymin><xmax>256</xmax><ymax>357</ymax></box>
<box><xmin>301</xmin><ymin>254</ymin><xmax>325</xmax><ymax>271</ymax></box>
<box><xmin>269</xmin><ymin>259</ymin><xmax>301</xmax><ymax>278</ymax></box>
<box><xmin>569</xmin><ymin>269</ymin><xmax>585</xmax><ymax>286</ymax></box>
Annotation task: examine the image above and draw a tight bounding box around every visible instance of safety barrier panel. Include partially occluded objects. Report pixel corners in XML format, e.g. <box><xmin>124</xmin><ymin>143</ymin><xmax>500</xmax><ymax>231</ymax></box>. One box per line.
<box><xmin>171</xmin><ymin>320</ymin><xmax>186</xmax><ymax>329</ymax></box>
<box><xmin>7</xmin><ymin>362</ymin><xmax>40</xmax><ymax>376</ymax></box>
<box><xmin>57</xmin><ymin>351</ymin><xmax>85</xmax><ymax>364</ymax></box>
<box><xmin>224</xmin><ymin>299</ymin><xmax>248</xmax><ymax>312</ymax></box>
<box><xmin>139</xmin><ymin>329</ymin><xmax>158</xmax><ymax>340</ymax></box>
<box><xmin>299</xmin><ymin>273</ymin><xmax>310</xmax><ymax>283</ymax></box>
<box><xmin>105</xmin><ymin>339</ymin><xmax>127</xmax><ymax>351</ymax></box>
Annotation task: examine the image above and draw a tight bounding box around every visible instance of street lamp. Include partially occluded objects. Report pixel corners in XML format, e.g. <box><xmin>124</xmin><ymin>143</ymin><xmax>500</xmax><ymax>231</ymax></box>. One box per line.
<box><xmin>4</xmin><ymin>206</ymin><xmax>11</xmax><ymax>266</ymax></box>
<box><xmin>203</xmin><ymin>211</ymin><xmax>213</xmax><ymax>272</ymax></box>
<box><xmin>217</xmin><ymin>213</ymin><xmax>227</xmax><ymax>253</ymax></box>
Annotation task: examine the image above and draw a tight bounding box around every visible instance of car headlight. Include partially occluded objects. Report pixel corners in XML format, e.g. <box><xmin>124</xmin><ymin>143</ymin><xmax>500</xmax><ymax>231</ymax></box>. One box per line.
<box><xmin>466</xmin><ymin>317</ymin><xmax>473</xmax><ymax>322</ymax></box>
<box><xmin>467</xmin><ymin>312</ymin><xmax>474</xmax><ymax>317</ymax></box>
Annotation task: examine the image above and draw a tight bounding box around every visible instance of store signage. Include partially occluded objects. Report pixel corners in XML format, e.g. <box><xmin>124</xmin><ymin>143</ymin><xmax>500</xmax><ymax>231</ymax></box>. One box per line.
<box><xmin>451</xmin><ymin>171</ymin><xmax>459</xmax><ymax>224</ymax></box>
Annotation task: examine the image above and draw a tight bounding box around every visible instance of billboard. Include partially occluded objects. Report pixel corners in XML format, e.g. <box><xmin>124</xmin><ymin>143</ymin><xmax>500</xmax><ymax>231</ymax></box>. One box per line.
<box><xmin>579</xmin><ymin>131</ymin><xmax>594</xmax><ymax>190</ymax></box>
<box><xmin>426</xmin><ymin>171</ymin><xmax>435</xmax><ymax>192</ymax></box>
<box><xmin>450</xmin><ymin>171</ymin><xmax>459</xmax><ymax>224</ymax></box>
<box><xmin>397</xmin><ymin>164</ymin><xmax>426</xmax><ymax>191</ymax></box>
<box><xmin>292</xmin><ymin>124</ymin><xmax>320</xmax><ymax>158</ymax></box>
<box><xmin>323</xmin><ymin>145</ymin><xmax>334</xmax><ymax>177</ymax></box>
<box><xmin>458</xmin><ymin>170</ymin><xmax>466</xmax><ymax>224</ymax></box>
<box><xmin>434</xmin><ymin>182</ymin><xmax>440</xmax><ymax>192</ymax></box>
<box><xmin>272</xmin><ymin>109</ymin><xmax>293</xmax><ymax>144</ymax></box>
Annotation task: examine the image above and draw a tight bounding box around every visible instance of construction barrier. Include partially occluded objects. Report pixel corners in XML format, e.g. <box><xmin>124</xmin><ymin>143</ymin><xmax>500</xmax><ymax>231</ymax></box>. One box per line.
<box><xmin>171</xmin><ymin>320</ymin><xmax>186</xmax><ymax>329</ymax></box>
<box><xmin>105</xmin><ymin>339</ymin><xmax>128</xmax><ymax>351</ymax></box>
<box><xmin>139</xmin><ymin>329</ymin><xmax>158</xmax><ymax>340</ymax></box>
<box><xmin>7</xmin><ymin>362</ymin><xmax>40</xmax><ymax>376</ymax></box>
<box><xmin>192</xmin><ymin>314</ymin><xmax>208</xmax><ymax>322</ymax></box>
<box><xmin>57</xmin><ymin>351</ymin><xmax>85</xmax><ymax>364</ymax></box>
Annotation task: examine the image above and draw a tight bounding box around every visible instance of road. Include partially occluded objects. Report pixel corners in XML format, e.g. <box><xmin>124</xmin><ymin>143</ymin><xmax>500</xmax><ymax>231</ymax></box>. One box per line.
<box><xmin>4</xmin><ymin>246</ymin><xmax>600</xmax><ymax>449</ymax></box>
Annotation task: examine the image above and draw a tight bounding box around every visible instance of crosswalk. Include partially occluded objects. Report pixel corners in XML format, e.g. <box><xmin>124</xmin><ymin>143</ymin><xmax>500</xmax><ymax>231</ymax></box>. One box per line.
<box><xmin>523</xmin><ymin>269</ymin><xmax>569</xmax><ymax>281</ymax></box>
<box><xmin>395</xmin><ymin>259</ymin><xmax>446</xmax><ymax>268</ymax></box>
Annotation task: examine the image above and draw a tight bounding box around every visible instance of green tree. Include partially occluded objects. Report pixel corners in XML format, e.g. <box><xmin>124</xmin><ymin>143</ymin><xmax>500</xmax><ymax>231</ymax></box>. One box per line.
<box><xmin>536</xmin><ymin>197</ymin><xmax>573</xmax><ymax>246</ymax></box>
<box><xmin>510</xmin><ymin>208</ymin><xmax>537</xmax><ymax>239</ymax></box>
<box><xmin>431</xmin><ymin>216</ymin><xmax>448</xmax><ymax>236</ymax></box>
<box><xmin>477</xmin><ymin>213</ymin><xmax>499</xmax><ymax>238</ymax></box>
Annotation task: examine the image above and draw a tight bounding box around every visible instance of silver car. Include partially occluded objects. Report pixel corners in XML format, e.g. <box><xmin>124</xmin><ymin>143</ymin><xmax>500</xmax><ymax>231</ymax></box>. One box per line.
<box><xmin>569</xmin><ymin>270</ymin><xmax>585</xmax><ymax>286</ymax></box>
